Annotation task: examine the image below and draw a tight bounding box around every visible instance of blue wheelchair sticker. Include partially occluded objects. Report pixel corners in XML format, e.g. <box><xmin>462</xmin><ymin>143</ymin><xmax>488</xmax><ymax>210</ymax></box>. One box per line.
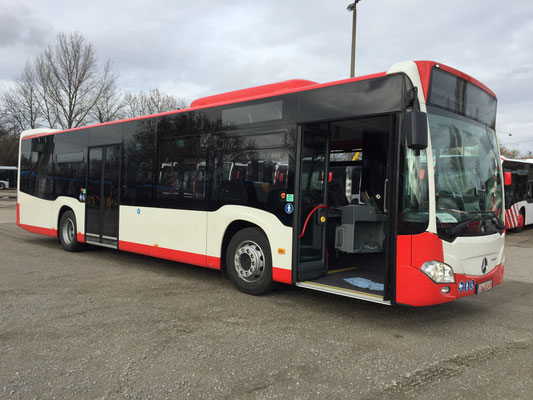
<box><xmin>470</xmin><ymin>280</ymin><xmax>475</xmax><ymax>291</ymax></box>
<box><xmin>285</xmin><ymin>203</ymin><xmax>294</xmax><ymax>214</ymax></box>
<box><xmin>458</xmin><ymin>281</ymin><xmax>464</xmax><ymax>293</ymax></box>
<box><xmin>465</xmin><ymin>280</ymin><xmax>470</xmax><ymax>292</ymax></box>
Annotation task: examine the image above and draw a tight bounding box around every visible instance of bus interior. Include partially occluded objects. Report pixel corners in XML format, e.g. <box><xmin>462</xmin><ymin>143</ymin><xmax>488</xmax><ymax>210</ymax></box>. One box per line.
<box><xmin>297</xmin><ymin>114</ymin><xmax>394</xmax><ymax>303</ymax></box>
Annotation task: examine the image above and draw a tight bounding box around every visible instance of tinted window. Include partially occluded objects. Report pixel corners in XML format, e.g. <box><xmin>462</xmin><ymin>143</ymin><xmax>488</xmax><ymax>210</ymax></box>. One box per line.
<box><xmin>122</xmin><ymin>119</ymin><xmax>156</xmax><ymax>206</ymax></box>
<box><xmin>156</xmin><ymin>112</ymin><xmax>207</xmax><ymax>209</ymax></box>
<box><xmin>222</xmin><ymin>101</ymin><xmax>282</xmax><ymax>126</ymax></box>
<box><xmin>20</xmin><ymin>139</ymin><xmax>33</xmax><ymax>194</ymax></box>
<box><xmin>428</xmin><ymin>68</ymin><xmax>496</xmax><ymax>128</ymax></box>
<box><xmin>88</xmin><ymin>124</ymin><xmax>122</xmax><ymax>146</ymax></box>
<box><xmin>24</xmin><ymin>136</ymin><xmax>55</xmax><ymax>199</ymax></box>
<box><xmin>55</xmin><ymin>152</ymin><xmax>85</xmax><ymax>198</ymax></box>
<box><xmin>156</xmin><ymin>135</ymin><xmax>207</xmax><ymax>209</ymax></box>
<box><xmin>209</xmin><ymin>128</ymin><xmax>296</xmax><ymax>224</ymax></box>
<box><xmin>53</xmin><ymin>131</ymin><xmax>88</xmax><ymax>199</ymax></box>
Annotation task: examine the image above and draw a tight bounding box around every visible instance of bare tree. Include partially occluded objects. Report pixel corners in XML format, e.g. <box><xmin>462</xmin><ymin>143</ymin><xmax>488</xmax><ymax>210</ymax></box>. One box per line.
<box><xmin>33</xmin><ymin>32</ymin><xmax>121</xmax><ymax>129</ymax></box>
<box><xmin>0</xmin><ymin>32</ymin><xmax>121</xmax><ymax>134</ymax></box>
<box><xmin>124</xmin><ymin>89</ymin><xmax>186</xmax><ymax>118</ymax></box>
<box><xmin>91</xmin><ymin>66</ymin><xmax>125</xmax><ymax>123</ymax></box>
<box><xmin>0</xmin><ymin>123</ymin><xmax>18</xmax><ymax>165</ymax></box>
<box><xmin>0</xmin><ymin>62</ymin><xmax>42</xmax><ymax>134</ymax></box>
<box><xmin>500</xmin><ymin>145</ymin><xmax>521</xmax><ymax>159</ymax></box>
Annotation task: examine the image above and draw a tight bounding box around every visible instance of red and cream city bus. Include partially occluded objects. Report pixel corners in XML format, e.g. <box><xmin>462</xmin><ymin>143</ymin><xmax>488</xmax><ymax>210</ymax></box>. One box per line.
<box><xmin>502</xmin><ymin>156</ymin><xmax>533</xmax><ymax>232</ymax></box>
<box><xmin>17</xmin><ymin>61</ymin><xmax>505</xmax><ymax>306</ymax></box>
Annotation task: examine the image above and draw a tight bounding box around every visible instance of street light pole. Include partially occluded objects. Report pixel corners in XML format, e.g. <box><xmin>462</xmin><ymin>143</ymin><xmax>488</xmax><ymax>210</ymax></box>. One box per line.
<box><xmin>347</xmin><ymin>1</ymin><xmax>361</xmax><ymax>78</ymax></box>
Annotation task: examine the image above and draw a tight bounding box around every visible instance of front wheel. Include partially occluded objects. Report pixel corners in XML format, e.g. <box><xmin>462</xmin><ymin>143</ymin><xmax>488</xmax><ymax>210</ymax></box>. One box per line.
<box><xmin>59</xmin><ymin>210</ymin><xmax>85</xmax><ymax>252</ymax></box>
<box><xmin>226</xmin><ymin>228</ymin><xmax>275</xmax><ymax>295</ymax></box>
<box><xmin>0</xmin><ymin>182</ymin><xmax>5</xmax><ymax>190</ymax></box>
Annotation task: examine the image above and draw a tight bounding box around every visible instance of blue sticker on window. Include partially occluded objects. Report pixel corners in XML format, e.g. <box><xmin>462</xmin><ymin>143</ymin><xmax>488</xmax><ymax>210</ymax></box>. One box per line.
<box><xmin>285</xmin><ymin>203</ymin><xmax>294</xmax><ymax>214</ymax></box>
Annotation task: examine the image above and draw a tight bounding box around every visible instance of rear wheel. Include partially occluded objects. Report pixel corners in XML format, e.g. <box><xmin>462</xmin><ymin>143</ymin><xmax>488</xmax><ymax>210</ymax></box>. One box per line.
<box><xmin>0</xmin><ymin>182</ymin><xmax>5</xmax><ymax>190</ymax></box>
<box><xmin>226</xmin><ymin>227</ymin><xmax>275</xmax><ymax>295</ymax></box>
<box><xmin>515</xmin><ymin>209</ymin><xmax>525</xmax><ymax>233</ymax></box>
<box><xmin>59</xmin><ymin>210</ymin><xmax>85</xmax><ymax>252</ymax></box>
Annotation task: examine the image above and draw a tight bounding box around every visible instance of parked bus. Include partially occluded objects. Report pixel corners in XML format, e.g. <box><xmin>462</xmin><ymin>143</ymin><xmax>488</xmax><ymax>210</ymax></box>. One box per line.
<box><xmin>502</xmin><ymin>156</ymin><xmax>533</xmax><ymax>231</ymax></box>
<box><xmin>17</xmin><ymin>61</ymin><xmax>505</xmax><ymax>306</ymax></box>
<box><xmin>0</xmin><ymin>166</ymin><xmax>17</xmax><ymax>189</ymax></box>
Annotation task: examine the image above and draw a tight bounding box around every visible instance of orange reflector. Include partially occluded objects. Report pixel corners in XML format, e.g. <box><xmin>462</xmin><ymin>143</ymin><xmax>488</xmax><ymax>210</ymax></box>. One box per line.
<box><xmin>320</xmin><ymin>216</ymin><xmax>326</xmax><ymax>223</ymax></box>
<box><xmin>154</xmin><ymin>244</ymin><xmax>159</xmax><ymax>247</ymax></box>
<box><xmin>278</xmin><ymin>248</ymin><xmax>286</xmax><ymax>254</ymax></box>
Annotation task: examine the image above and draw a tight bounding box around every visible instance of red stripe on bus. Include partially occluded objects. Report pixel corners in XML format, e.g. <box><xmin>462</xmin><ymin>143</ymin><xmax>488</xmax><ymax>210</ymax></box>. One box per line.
<box><xmin>119</xmin><ymin>240</ymin><xmax>221</xmax><ymax>270</ymax></box>
<box><xmin>272</xmin><ymin>267</ymin><xmax>292</xmax><ymax>284</ymax></box>
<box><xmin>18</xmin><ymin>223</ymin><xmax>57</xmax><ymax>238</ymax></box>
<box><xmin>206</xmin><ymin>256</ymin><xmax>221</xmax><ymax>269</ymax></box>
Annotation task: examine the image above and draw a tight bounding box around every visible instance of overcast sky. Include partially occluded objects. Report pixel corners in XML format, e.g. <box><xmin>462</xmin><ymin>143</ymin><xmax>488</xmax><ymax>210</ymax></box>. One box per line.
<box><xmin>1</xmin><ymin>0</ymin><xmax>532</xmax><ymax>152</ymax></box>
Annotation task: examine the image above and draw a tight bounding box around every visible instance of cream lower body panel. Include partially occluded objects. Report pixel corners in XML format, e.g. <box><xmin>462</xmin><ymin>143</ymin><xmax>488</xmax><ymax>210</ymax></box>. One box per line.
<box><xmin>442</xmin><ymin>232</ymin><xmax>505</xmax><ymax>276</ymax></box>
<box><xmin>18</xmin><ymin>192</ymin><xmax>85</xmax><ymax>234</ymax></box>
<box><xmin>119</xmin><ymin>206</ymin><xmax>207</xmax><ymax>257</ymax></box>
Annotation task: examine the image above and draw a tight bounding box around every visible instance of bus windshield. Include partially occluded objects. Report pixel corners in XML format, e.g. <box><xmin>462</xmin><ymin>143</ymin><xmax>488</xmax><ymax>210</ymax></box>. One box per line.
<box><xmin>428</xmin><ymin>107</ymin><xmax>504</xmax><ymax>240</ymax></box>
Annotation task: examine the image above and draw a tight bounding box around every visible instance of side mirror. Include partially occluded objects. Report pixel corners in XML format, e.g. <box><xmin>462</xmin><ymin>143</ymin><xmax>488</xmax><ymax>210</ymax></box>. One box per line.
<box><xmin>404</xmin><ymin>110</ymin><xmax>428</xmax><ymax>150</ymax></box>
<box><xmin>504</xmin><ymin>171</ymin><xmax>512</xmax><ymax>186</ymax></box>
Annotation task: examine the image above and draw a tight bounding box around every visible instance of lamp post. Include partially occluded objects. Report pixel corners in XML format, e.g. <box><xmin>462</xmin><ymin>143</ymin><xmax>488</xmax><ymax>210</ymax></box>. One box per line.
<box><xmin>347</xmin><ymin>1</ymin><xmax>361</xmax><ymax>78</ymax></box>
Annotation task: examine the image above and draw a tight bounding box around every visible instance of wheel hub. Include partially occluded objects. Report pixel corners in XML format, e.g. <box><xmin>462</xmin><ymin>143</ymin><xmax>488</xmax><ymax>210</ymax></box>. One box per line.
<box><xmin>62</xmin><ymin>218</ymin><xmax>75</xmax><ymax>244</ymax></box>
<box><xmin>234</xmin><ymin>241</ymin><xmax>265</xmax><ymax>282</ymax></box>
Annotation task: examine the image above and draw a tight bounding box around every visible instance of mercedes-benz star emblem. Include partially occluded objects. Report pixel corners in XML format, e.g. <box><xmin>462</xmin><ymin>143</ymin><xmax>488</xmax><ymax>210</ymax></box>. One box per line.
<box><xmin>481</xmin><ymin>257</ymin><xmax>488</xmax><ymax>274</ymax></box>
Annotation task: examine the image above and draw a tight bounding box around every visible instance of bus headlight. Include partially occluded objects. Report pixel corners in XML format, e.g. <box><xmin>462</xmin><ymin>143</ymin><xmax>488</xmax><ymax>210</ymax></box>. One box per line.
<box><xmin>421</xmin><ymin>261</ymin><xmax>455</xmax><ymax>283</ymax></box>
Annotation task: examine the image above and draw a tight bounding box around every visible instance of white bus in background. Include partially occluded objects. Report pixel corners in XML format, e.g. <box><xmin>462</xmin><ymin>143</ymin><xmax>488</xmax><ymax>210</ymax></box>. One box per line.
<box><xmin>0</xmin><ymin>166</ymin><xmax>17</xmax><ymax>189</ymax></box>
<box><xmin>502</xmin><ymin>156</ymin><xmax>533</xmax><ymax>232</ymax></box>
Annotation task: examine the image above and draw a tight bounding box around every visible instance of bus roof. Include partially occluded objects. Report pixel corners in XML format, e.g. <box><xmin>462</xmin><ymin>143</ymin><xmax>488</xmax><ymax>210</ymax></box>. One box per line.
<box><xmin>501</xmin><ymin>156</ymin><xmax>533</xmax><ymax>165</ymax></box>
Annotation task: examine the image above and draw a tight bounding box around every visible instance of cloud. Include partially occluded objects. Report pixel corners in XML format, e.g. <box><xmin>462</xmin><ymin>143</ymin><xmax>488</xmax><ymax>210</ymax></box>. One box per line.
<box><xmin>1</xmin><ymin>0</ymin><xmax>532</xmax><ymax>151</ymax></box>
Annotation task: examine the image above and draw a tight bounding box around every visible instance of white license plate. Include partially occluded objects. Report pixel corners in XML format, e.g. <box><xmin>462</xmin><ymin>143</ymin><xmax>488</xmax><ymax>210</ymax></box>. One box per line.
<box><xmin>476</xmin><ymin>280</ymin><xmax>493</xmax><ymax>294</ymax></box>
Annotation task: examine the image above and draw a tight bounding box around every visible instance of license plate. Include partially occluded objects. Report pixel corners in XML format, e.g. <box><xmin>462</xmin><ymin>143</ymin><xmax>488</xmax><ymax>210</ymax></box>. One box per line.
<box><xmin>476</xmin><ymin>280</ymin><xmax>493</xmax><ymax>294</ymax></box>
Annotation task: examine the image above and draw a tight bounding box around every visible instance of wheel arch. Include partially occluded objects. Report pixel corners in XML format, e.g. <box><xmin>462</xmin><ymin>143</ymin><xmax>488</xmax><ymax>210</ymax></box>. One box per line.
<box><xmin>53</xmin><ymin>198</ymin><xmax>86</xmax><ymax>243</ymax></box>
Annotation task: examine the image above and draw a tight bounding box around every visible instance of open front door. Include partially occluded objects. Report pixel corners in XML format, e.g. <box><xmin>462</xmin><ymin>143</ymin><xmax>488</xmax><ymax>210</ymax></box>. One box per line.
<box><xmin>86</xmin><ymin>144</ymin><xmax>121</xmax><ymax>248</ymax></box>
<box><xmin>296</xmin><ymin>126</ymin><xmax>329</xmax><ymax>281</ymax></box>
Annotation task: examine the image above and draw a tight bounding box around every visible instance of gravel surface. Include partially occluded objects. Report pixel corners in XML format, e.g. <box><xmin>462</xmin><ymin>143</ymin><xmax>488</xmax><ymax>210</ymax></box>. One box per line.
<box><xmin>1</xmin><ymin>197</ymin><xmax>532</xmax><ymax>399</ymax></box>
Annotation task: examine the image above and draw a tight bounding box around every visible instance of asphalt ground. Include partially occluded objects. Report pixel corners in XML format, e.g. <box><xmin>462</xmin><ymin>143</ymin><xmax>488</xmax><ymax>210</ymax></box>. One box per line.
<box><xmin>0</xmin><ymin>196</ymin><xmax>532</xmax><ymax>399</ymax></box>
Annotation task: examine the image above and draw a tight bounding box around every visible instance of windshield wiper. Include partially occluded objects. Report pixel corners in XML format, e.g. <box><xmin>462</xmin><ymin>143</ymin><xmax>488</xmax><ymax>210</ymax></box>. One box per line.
<box><xmin>445</xmin><ymin>220</ymin><xmax>470</xmax><ymax>236</ymax></box>
<box><xmin>468</xmin><ymin>210</ymin><xmax>505</xmax><ymax>231</ymax></box>
<box><xmin>445</xmin><ymin>211</ymin><xmax>504</xmax><ymax>237</ymax></box>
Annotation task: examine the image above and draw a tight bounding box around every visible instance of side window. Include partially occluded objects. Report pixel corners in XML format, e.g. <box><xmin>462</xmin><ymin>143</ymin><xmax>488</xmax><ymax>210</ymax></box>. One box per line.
<box><xmin>210</xmin><ymin>129</ymin><xmax>295</xmax><ymax>220</ymax></box>
<box><xmin>155</xmin><ymin>112</ymin><xmax>207</xmax><ymax>210</ymax></box>
<box><xmin>122</xmin><ymin>120</ymin><xmax>156</xmax><ymax>206</ymax></box>
<box><xmin>24</xmin><ymin>136</ymin><xmax>55</xmax><ymax>199</ymax></box>
<box><xmin>527</xmin><ymin>180</ymin><xmax>533</xmax><ymax>203</ymax></box>
<box><xmin>156</xmin><ymin>135</ymin><xmax>206</xmax><ymax>208</ymax></box>
<box><xmin>20</xmin><ymin>139</ymin><xmax>33</xmax><ymax>194</ymax></box>
<box><xmin>55</xmin><ymin>152</ymin><xmax>85</xmax><ymax>198</ymax></box>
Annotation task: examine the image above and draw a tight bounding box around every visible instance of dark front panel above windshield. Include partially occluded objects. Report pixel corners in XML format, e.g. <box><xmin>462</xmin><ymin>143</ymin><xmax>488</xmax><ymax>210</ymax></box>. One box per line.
<box><xmin>299</xmin><ymin>74</ymin><xmax>413</xmax><ymax>123</ymax></box>
<box><xmin>428</xmin><ymin>68</ymin><xmax>496</xmax><ymax>129</ymax></box>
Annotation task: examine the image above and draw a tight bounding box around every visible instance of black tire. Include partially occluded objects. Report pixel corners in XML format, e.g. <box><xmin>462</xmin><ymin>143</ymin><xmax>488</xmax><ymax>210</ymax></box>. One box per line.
<box><xmin>0</xmin><ymin>182</ymin><xmax>5</xmax><ymax>190</ymax></box>
<box><xmin>59</xmin><ymin>210</ymin><xmax>85</xmax><ymax>252</ymax></box>
<box><xmin>226</xmin><ymin>227</ymin><xmax>275</xmax><ymax>295</ymax></box>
